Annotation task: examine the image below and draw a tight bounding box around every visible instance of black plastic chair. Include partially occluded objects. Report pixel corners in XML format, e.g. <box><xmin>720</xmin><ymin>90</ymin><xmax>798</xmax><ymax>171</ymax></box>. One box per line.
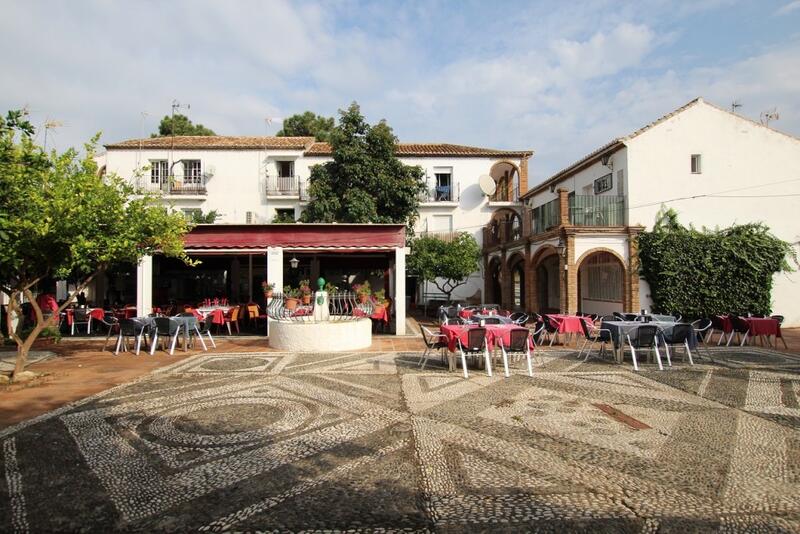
<box><xmin>578</xmin><ymin>316</ymin><xmax>613</xmax><ymax>362</ymax></box>
<box><xmin>663</xmin><ymin>324</ymin><xmax>694</xmax><ymax>365</ymax></box>
<box><xmin>691</xmin><ymin>319</ymin><xmax>713</xmax><ymax>359</ymax></box>
<box><xmin>771</xmin><ymin>315</ymin><xmax>788</xmax><ymax>348</ymax></box>
<box><xmin>540</xmin><ymin>314</ymin><xmax>560</xmax><ymax>345</ymax></box>
<box><xmin>114</xmin><ymin>318</ymin><xmax>149</xmax><ymax>355</ymax></box>
<box><xmin>728</xmin><ymin>315</ymin><xmax>751</xmax><ymax>346</ymax></box>
<box><xmin>625</xmin><ymin>324</ymin><xmax>665</xmax><ymax>371</ymax></box>
<box><xmin>96</xmin><ymin>313</ymin><xmax>120</xmax><ymax>351</ymax></box>
<box><xmin>197</xmin><ymin>313</ymin><xmax>217</xmax><ymax>349</ymax></box>
<box><xmin>149</xmin><ymin>317</ymin><xmax>184</xmax><ymax>355</ymax></box>
<box><xmin>71</xmin><ymin>308</ymin><xmax>93</xmax><ymax>335</ymax></box>
<box><xmin>498</xmin><ymin>328</ymin><xmax>533</xmax><ymax>377</ymax></box>
<box><xmin>456</xmin><ymin>327</ymin><xmax>489</xmax><ymax>379</ymax></box>
<box><xmin>509</xmin><ymin>312</ymin><xmax>529</xmax><ymax>326</ymax></box>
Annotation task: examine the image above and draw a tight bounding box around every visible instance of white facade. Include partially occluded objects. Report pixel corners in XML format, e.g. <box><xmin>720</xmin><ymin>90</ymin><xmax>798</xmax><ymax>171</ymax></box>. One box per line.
<box><xmin>523</xmin><ymin>98</ymin><xmax>800</xmax><ymax>325</ymax></box>
<box><xmin>99</xmin><ymin>138</ymin><xmax>532</xmax><ymax>306</ymax></box>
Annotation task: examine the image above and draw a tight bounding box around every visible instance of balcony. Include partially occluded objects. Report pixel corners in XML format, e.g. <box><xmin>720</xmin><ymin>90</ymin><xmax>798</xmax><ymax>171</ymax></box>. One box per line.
<box><xmin>266</xmin><ymin>175</ymin><xmax>309</xmax><ymax>200</ymax></box>
<box><xmin>569</xmin><ymin>195</ymin><xmax>625</xmax><ymax>227</ymax></box>
<box><xmin>482</xmin><ymin>218</ymin><xmax>523</xmax><ymax>247</ymax></box>
<box><xmin>138</xmin><ymin>174</ymin><xmax>207</xmax><ymax>195</ymax></box>
<box><xmin>531</xmin><ymin>198</ymin><xmax>560</xmax><ymax>235</ymax></box>
<box><xmin>418</xmin><ymin>230</ymin><xmax>460</xmax><ymax>243</ymax></box>
<box><xmin>419</xmin><ymin>182</ymin><xmax>459</xmax><ymax>203</ymax></box>
<box><xmin>489</xmin><ymin>183</ymin><xmax>520</xmax><ymax>203</ymax></box>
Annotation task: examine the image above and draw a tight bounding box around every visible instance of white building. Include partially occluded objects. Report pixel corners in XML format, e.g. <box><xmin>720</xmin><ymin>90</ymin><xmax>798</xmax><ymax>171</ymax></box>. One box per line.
<box><xmin>485</xmin><ymin>97</ymin><xmax>800</xmax><ymax>326</ymax></box>
<box><xmin>96</xmin><ymin>136</ymin><xmax>532</xmax><ymax>318</ymax></box>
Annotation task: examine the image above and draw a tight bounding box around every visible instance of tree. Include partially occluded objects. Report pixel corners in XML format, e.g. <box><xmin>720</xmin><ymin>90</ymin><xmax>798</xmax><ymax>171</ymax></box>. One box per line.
<box><xmin>276</xmin><ymin>111</ymin><xmax>335</xmax><ymax>141</ymax></box>
<box><xmin>152</xmin><ymin>113</ymin><xmax>216</xmax><ymax>137</ymax></box>
<box><xmin>408</xmin><ymin>233</ymin><xmax>481</xmax><ymax>302</ymax></box>
<box><xmin>300</xmin><ymin>102</ymin><xmax>426</xmax><ymax>227</ymax></box>
<box><xmin>189</xmin><ymin>209</ymin><xmax>219</xmax><ymax>224</ymax></box>
<box><xmin>0</xmin><ymin>110</ymin><xmax>191</xmax><ymax>381</ymax></box>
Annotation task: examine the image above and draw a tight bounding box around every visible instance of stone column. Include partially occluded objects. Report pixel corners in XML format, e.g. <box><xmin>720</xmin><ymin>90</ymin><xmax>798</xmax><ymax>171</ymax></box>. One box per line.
<box><xmin>627</xmin><ymin>235</ymin><xmax>641</xmax><ymax>313</ymax></box>
<box><xmin>524</xmin><ymin>245</ymin><xmax>534</xmax><ymax>312</ymax></box>
<box><xmin>136</xmin><ymin>255</ymin><xmax>153</xmax><ymax>316</ymax></box>
<box><xmin>565</xmin><ymin>235</ymin><xmax>578</xmax><ymax>314</ymax></box>
<box><xmin>394</xmin><ymin>247</ymin><xmax>407</xmax><ymax>335</ymax></box>
<box><xmin>266</xmin><ymin>247</ymin><xmax>283</xmax><ymax>337</ymax></box>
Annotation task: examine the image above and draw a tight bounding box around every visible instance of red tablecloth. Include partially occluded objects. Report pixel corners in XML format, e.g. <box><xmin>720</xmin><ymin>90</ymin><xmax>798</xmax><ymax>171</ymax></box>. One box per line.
<box><xmin>548</xmin><ymin>314</ymin><xmax>591</xmax><ymax>334</ymax></box>
<box><xmin>745</xmin><ymin>317</ymin><xmax>781</xmax><ymax>337</ymax></box>
<box><xmin>440</xmin><ymin>324</ymin><xmax>533</xmax><ymax>352</ymax></box>
<box><xmin>459</xmin><ymin>309</ymin><xmax>475</xmax><ymax>319</ymax></box>
<box><xmin>114</xmin><ymin>307</ymin><xmax>138</xmax><ymax>320</ymax></box>
<box><xmin>353</xmin><ymin>307</ymin><xmax>390</xmax><ymax>323</ymax></box>
<box><xmin>195</xmin><ymin>308</ymin><xmax>226</xmax><ymax>324</ymax></box>
<box><xmin>65</xmin><ymin>308</ymin><xmax>105</xmax><ymax>325</ymax></box>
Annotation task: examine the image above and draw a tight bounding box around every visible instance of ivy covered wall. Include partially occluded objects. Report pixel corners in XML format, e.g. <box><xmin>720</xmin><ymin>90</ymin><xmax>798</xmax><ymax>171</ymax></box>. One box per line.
<box><xmin>637</xmin><ymin>210</ymin><xmax>795</xmax><ymax>318</ymax></box>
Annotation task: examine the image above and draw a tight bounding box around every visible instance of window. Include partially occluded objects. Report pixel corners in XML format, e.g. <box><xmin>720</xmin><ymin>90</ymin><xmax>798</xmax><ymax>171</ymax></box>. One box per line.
<box><xmin>183</xmin><ymin>160</ymin><xmax>202</xmax><ymax>184</ymax></box>
<box><xmin>273</xmin><ymin>209</ymin><xmax>295</xmax><ymax>223</ymax></box>
<box><xmin>150</xmin><ymin>160</ymin><xmax>168</xmax><ymax>184</ymax></box>
<box><xmin>434</xmin><ymin>167</ymin><xmax>452</xmax><ymax>201</ymax></box>
<box><xmin>691</xmin><ymin>154</ymin><xmax>702</xmax><ymax>174</ymax></box>
<box><xmin>593</xmin><ymin>173</ymin><xmax>613</xmax><ymax>194</ymax></box>
<box><xmin>584</xmin><ymin>253</ymin><xmax>622</xmax><ymax>302</ymax></box>
<box><xmin>277</xmin><ymin>161</ymin><xmax>294</xmax><ymax>178</ymax></box>
<box><xmin>181</xmin><ymin>208</ymin><xmax>201</xmax><ymax>222</ymax></box>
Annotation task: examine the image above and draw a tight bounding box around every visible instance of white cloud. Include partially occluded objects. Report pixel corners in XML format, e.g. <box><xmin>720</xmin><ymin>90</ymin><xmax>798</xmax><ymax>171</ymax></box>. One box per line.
<box><xmin>776</xmin><ymin>1</ymin><xmax>800</xmax><ymax>15</ymax></box>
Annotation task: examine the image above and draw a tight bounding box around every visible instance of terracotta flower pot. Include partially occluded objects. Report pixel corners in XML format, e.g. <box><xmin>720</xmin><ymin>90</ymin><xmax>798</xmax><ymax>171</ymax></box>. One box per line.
<box><xmin>264</xmin><ymin>290</ymin><xmax>273</xmax><ymax>299</ymax></box>
<box><xmin>302</xmin><ymin>294</ymin><xmax>311</xmax><ymax>305</ymax></box>
<box><xmin>285</xmin><ymin>297</ymin><xmax>299</xmax><ymax>310</ymax></box>
<box><xmin>358</xmin><ymin>294</ymin><xmax>368</xmax><ymax>304</ymax></box>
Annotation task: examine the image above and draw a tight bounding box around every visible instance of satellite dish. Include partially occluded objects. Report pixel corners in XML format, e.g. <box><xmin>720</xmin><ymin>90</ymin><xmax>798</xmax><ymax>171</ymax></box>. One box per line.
<box><xmin>479</xmin><ymin>175</ymin><xmax>497</xmax><ymax>196</ymax></box>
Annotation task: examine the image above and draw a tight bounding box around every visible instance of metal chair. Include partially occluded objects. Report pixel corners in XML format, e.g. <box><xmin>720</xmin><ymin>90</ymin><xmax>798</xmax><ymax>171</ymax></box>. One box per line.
<box><xmin>578</xmin><ymin>317</ymin><xmax>613</xmax><ymax>362</ymax></box>
<box><xmin>456</xmin><ymin>327</ymin><xmax>490</xmax><ymax>379</ymax></box>
<box><xmin>419</xmin><ymin>326</ymin><xmax>448</xmax><ymax>370</ymax></box>
<box><xmin>96</xmin><ymin>313</ymin><xmax>120</xmax><ymax>351</ymax></box>
<box><xmin>197</xmin><ymin>313</ymin><xmax>217</xmax><ymax>349</ymax></box>
<box><xmin>728</xmin><ymin>315</ymin><xmax>751</xmax><ymax>346</ymax></box>
<box><xmin>771</xmin><ymin>315</ymin><xmax>787</xmax><ymax>348</ymax></box>
<box><xmin>498</xmin><ymin>328</ymin><xmax>533</xmax><ymax>377</ymax></box>
<box><xmin>114</xmin><ymin>318</ymin><xmax>149</xmax><ymax>355</ymax></box>
<box><xmin>71</xmin><ymin>308</ymin><xmax>92</xmax><ymax>335</ymax></box>
<box><xmin>662</xmin><ymin>323</ymin><xmax>694</xmax><ymax>365</ymax></box>
<box><xmin>625</xmin><ymin>324</ymin><xmax>665</xmax><ymax>371</ymax></box>
<box><xmin>691</xmin><ymin>319</ymin><xmax>713</xmax><ymax>359</ymax></box>
<box><xmin>149</xmin><ymin>317</ymin><xmax>184</xmax><ymax>355</ymax></box>
<box><xmin>710</xmin><ymin>315</ymin><xmax>731</xmax><ymax>345</ymax></box>
<box><xmin>540</xmin><ymin>314</ymin><xmax>560</xmax><ymax>345</ymax></box>
<box><xmin>509</xmin><ymin>312</ymin><xmax>529</xmax><ymax>326</ymax></box>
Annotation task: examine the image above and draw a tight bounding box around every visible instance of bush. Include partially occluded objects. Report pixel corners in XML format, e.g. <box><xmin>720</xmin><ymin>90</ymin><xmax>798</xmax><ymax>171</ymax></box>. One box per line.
<box><xmin>637</xmin><ymin>209</ymin><xmax>796</xmax><ymax>318</ymax></box>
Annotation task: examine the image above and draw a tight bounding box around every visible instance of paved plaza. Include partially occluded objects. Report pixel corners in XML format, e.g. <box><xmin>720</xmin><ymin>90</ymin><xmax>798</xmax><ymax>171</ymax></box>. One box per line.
<box><xmin>2</xmin><ymin>347</ymin><xmax>800</xmax><ymax>532</ymax></box>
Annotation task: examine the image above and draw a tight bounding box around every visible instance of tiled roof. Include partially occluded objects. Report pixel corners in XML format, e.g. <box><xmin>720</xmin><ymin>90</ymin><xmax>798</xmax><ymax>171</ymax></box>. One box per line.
<box><xmin>305</xmin><ymin>142</ymin><xmax>533</xmax><ymax>158</ymax></box>
<box><xmin>104</xmin><ymin>136</ymin><xmax>316</xmax><ymax>150</ymax></box>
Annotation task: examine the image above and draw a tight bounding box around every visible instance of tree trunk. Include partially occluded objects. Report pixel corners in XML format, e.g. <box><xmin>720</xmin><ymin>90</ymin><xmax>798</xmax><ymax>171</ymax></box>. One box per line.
<box><xmin>13</xmin><ymin>343</ymin><xmax>29</xmax><ymax>378</ymax></box>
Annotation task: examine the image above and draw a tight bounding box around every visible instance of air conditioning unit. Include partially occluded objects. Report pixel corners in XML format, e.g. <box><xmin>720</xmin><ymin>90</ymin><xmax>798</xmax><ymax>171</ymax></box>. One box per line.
<box><xmin>246</xmin><ymin>211</ymin><xmax>254</xmax><ymax>224</ymax></box>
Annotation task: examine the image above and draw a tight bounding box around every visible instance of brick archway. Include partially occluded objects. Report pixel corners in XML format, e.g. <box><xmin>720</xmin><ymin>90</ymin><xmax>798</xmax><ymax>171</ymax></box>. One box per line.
<box><xmin>574</xmin><ymin>248</ymin><xmax>630</xmax><ymax>314</ymax></box>
<box><xmin>487</xmin><ymin>256</ymin><xmax>503</xmax><ymax>305</ymax></box>
<box><xmin>530</xmin><ymin>245</ymin><xmax>560</xmax><ymax>313</ymax></box>
<box><xmin>506</xmin><ymin>252</ymin><xmax>526</xmax><ymax>310</ymax></box>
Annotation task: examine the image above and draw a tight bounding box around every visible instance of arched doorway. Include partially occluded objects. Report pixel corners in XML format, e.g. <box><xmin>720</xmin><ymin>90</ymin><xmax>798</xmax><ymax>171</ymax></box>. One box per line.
<box><xmin>509</xmin><ymin>256</ymin><xmax>526</xmax><ymax>309</ymax></box>
<box><xmin>535</xmin><ymin>253</ymin><xmax>560</xmax><ymax>313</ymax></box>
<box><xmin>577</xmin><ymin>251</ymin><xmax>625</xmax><ymax>315</ymax></box>
<box><xmin>488</xmin><ymin>258</ymin><xmax>502</xmax><ymax>304</ymax></box>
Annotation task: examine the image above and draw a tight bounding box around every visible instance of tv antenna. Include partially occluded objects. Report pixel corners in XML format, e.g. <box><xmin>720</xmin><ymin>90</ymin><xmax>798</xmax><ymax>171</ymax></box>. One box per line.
<box><xmin>43</xmin><ymin>119</ymin><xmax>64</xmax><ymax>151</ymax></box>
<box><xmin>731</xmin><ymin>100</ymin><xmax>742</xmax><ymax>113</ymax></box>
<box><xmin>760</xmin><ymin>108</ymin><xmax>779</xmax><ymax>127</ymax></box>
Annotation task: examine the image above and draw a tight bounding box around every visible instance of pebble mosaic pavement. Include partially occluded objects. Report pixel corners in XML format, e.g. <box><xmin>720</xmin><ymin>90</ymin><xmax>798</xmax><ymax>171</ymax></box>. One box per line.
<box><xmin>2</xmin><ymin>347</ymin><xmax>800</xmax><ymax>532</ymax></box>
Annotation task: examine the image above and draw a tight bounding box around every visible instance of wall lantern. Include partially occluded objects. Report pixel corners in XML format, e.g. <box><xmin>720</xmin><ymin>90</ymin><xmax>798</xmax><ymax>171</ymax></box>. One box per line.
<box><xmin>289</xmin><ymin>256</ymin><xmax>300</xmax><ymax>269</ymax></box>
<box><xmin>555</xmin><ymin>237</ymin><xmax>566</xmax><ymax>257</ymax></box>
<box><xmin>600</xmin><ymin>153</ymin><xmax>613</xmax><ymax>169</ymax></box>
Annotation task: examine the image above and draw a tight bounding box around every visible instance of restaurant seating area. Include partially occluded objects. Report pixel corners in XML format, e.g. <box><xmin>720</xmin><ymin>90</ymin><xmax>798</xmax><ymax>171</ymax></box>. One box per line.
<box><xmin>423</xmin><ymin>305</ymin><xmax>788</xmax><ymax>378</ymax></box>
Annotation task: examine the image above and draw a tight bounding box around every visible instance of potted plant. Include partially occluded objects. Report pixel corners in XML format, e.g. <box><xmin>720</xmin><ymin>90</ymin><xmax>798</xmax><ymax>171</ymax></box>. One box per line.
<box><xmin>283</xmin><ymin>285</ymin><xmax>300</xmax><ymax>310</ymax></box>
<box><xmin>299</xmin><ymin>279</ymin><xmax>312</xmax><ymax>305</ymax></box>
<box><xmin>324</xmin><ymin>281</ymin><xmax>338</xmax><ymax>293</ymax></box>
<box><xmin>262</xmin><ymin>281</ymin><xmax>275</xmax><ymax>299</ymax></box>
<box><xmin>353</xmin><ymin>281</ymin><xmax>371</xmax><ymax>304</ymax></box>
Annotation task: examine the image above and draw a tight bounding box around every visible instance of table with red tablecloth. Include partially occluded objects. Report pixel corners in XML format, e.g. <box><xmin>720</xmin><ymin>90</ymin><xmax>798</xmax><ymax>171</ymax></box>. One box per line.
<box><xmin>65</xmin><ymin>308</ymin><xmax>105</xmax><ymax>325</ymax></box>
<box><xmin>353</xmin><ymin>306</ymin><xmax>390</xmax><ymax>323</ymax></box>
<box><xmin>744</xmin><ymin>317</ymin><xmax>782</xmax><ymax>338</ymax></box>
<box><xmin>547</xmin><ymin>314</ymin><xmax>591</xmax><ymax>334</ymax></box>
<box><xmin>114</xmin><ymin>307</ymin><xmax>139</xmax><ymax>320</ymax></box>
<box><xmin>440</xmin><ymin>324</ymin><xmax>533</xmax><ymax>352</ymax></box>
<box><xmin>192</xmin><ymin>308</ymin><xmax>226</xmax><ymax>325</ymax></box>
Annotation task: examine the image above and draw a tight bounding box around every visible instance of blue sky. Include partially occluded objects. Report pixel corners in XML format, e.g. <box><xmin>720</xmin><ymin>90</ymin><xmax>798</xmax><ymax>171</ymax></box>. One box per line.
<box><xmin>1</xmin><ymin>0</ymin><xmax>799</xmax><ymax>181</ymax></box>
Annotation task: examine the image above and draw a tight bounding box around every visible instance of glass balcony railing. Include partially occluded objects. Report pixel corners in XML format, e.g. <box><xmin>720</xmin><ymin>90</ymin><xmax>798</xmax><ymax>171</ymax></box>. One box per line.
<box><xmin>531</xmin><ymin>198</ymin><xmax>560</xmax><ymax>234</ymax></box>
<box><xmin>569</xmin><ymin>195</ymin><xmax>625</xmax><ymax>226</ymax></box>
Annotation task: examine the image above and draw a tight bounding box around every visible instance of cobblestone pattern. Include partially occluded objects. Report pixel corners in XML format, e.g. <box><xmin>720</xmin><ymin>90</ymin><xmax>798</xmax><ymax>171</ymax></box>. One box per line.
<box><xmin>1</xmin><ymin>349</ymin><xmax>800</xmax><ymax>531</ymax></box>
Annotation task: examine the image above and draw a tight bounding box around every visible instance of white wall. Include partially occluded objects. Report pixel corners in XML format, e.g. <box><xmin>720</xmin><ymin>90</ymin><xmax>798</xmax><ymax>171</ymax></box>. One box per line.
<box><xmin>102</xmin><ymin>146</ymin><xmax>526</xmax><ymax>306</ymax></box>
<box><xmin>626</xmin><ymin>101</ymin><xmax>800</xmax><ymax>325</ymax></box>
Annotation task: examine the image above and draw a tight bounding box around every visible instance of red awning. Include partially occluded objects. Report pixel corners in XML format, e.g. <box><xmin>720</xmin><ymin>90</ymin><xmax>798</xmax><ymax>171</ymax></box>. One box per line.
<box><xmin>183</xmin><ymin>224</ymin><xmax>406</xmax><ymax>251</ymax></box>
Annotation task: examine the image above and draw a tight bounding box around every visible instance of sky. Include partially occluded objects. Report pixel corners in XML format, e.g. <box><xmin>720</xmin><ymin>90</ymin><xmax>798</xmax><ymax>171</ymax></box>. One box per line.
<box><xmin>1</xmin><ymin>0</ymin><xmax>799</xmax><ymax>183</ymax></box>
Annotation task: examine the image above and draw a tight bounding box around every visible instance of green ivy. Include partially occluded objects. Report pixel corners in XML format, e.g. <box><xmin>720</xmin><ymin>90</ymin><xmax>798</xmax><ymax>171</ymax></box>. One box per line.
<box><xmin>637</xmin><ymin>209</ymin><xmax>796</xmax><ymax>318</ymax></box>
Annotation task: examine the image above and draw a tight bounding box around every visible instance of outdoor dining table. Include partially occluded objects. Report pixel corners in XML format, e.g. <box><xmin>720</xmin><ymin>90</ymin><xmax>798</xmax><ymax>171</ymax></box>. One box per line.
<box><xmin>440</xmin><ymin>323</ymin><xmax>533</xmax><ymax>353</ymax></box>
<box><xmin>741</xmin><ymin>317</ymin><xmax>783</xmax><ymax>346</ymax></box>
<box><xmin>193</xmin><ymin>307</ymin><xmax>227</xmax><ymax>325</ymax></box>
<box><xmin>65</xmin><ymin>307</ymin><xmax>105</xmax><ymax>325</ymax></box>
<box><xmin>601</xmin><ymin>320</ymin><xmax>693</xmax><ymax>364</ymax></box>
<box><xmin>547</xmin><ymin>314</ymin><xmax>592</xmax><ymax>334</ymax></box>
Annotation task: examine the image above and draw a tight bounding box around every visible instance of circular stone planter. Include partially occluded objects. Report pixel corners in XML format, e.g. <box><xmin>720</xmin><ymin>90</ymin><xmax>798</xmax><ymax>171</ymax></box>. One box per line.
<box><xmin>268</xmin><ymin>317</ymin><xmax>372</xmax><ymax>352</ymax></box>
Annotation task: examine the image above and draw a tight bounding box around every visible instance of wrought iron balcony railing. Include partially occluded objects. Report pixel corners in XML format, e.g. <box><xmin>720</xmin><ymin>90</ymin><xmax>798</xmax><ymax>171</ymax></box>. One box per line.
<box><xmin>138</xmin><ymin>174</ymin><xmax>207</xmax><ymax>195</ymax></box>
